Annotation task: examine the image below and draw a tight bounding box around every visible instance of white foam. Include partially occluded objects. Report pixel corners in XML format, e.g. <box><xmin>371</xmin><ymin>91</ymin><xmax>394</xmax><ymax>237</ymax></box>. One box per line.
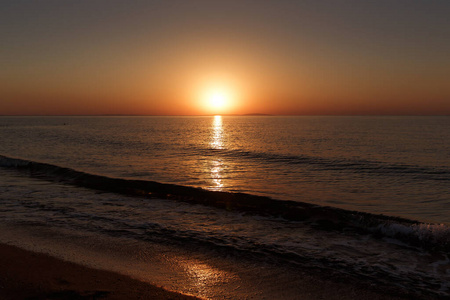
<box><xmin>375</xmin><ymin>222</ymin><xmax>450</xmax><ymax>248</ymax></box>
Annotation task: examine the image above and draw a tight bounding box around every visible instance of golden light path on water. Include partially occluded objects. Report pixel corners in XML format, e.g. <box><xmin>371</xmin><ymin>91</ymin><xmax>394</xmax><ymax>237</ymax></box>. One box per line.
<box><xmin>172</xmin><ymin>256</ymin><xmax>237</xmax><ymax>298</ymax></box>
<box><xmin>209</xmin><ymin>115</ymin><xmax>224</xmax><ymax>190</ymax></box>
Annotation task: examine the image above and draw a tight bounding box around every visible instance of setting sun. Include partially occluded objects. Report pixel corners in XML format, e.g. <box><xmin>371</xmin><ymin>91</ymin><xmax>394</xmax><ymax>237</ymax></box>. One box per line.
<box><xmin>208</xmin><ymin>90</ymin><xmax>228</xmax><ymax>109</ymax></box>
<box><xmin>201</xmin><ymin>86</ymin><xmax>234</xmax><ymax>114</ymax></box>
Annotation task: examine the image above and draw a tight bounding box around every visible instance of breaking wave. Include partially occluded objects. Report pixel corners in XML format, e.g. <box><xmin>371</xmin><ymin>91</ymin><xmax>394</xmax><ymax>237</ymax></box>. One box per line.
<box><xmin>1</xmin><ymin>154</ymin><xmax>449</xmax><ymax>253</ymax></box>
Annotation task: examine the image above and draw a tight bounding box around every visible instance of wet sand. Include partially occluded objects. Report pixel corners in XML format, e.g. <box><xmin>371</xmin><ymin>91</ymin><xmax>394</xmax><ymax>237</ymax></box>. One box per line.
<box><xmin>0</xmin><ymin>243</ymin><xmax>197</xmax><ymax>300</ymax></box>
<box><xmin>0</xmin><ymin>242</ymin><xmax>438</xmax><ymax>300</ymax></box>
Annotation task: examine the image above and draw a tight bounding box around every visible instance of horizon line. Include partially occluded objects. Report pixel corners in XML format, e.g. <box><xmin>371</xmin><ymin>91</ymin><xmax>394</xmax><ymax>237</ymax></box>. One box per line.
<box><xmin>1</xmin><ymin>114</ymin><xmax>449</xmax><ymax>117</ymax></box>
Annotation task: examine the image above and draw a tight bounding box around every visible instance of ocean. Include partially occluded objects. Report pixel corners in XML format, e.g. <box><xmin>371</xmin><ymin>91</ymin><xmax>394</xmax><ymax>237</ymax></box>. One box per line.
<box><xmin>0</xmin><ymin>116</ymin><xmax>449</xmax><ymax>298</ymax></box>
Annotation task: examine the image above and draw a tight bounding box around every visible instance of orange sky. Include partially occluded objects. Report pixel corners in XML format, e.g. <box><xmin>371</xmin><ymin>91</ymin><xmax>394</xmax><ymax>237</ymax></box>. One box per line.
<box><xmin>1</xmin><ymin>1</ymin><xmax>449</xmax><ymax>115</ymax></box>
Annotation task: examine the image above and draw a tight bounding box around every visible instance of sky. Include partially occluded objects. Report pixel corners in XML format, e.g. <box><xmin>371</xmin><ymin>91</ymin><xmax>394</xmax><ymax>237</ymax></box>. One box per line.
<box><xmin>1</xmin><ymin>0</ymin><xmax>449</xmax><ymax>115</ymax></box>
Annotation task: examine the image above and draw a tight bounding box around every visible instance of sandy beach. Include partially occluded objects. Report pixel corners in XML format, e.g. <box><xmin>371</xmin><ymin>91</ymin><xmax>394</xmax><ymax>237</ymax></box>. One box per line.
<box><xmin>1</xmin><ymin>242</ymin><xmax>440</xmax><ymax>300</ymax></box>
<box><xmin>0</xmin><ymin>243</ymin><xmax>197</xmax><ymax>300</ymax></box>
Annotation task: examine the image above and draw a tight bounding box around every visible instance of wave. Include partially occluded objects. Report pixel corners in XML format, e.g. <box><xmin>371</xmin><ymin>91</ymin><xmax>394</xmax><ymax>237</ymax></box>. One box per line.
<box><xmin>1</xmin><ymin>154</ymin><xmax>449</xmax><ymax>252</ymax></box>
<box><xmin>197</xmin><ymin>148</ymin><xmax>450</xmax><ymax>181</ymax></box>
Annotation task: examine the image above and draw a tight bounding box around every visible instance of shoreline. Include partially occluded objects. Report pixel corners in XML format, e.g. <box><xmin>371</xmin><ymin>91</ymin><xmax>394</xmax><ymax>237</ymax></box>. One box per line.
<box><xmin>0</xmin><ymin>243</ymin><xmax>197</xmax><ymax>300</ymax></box>
<box><xmin>0</xmin><ymin>165</ymin><xmax>448</xmax><ymax>299</ymax></box>
<box><xmin>0</xmin><ymin>242</ymin><xmax>439</xmax><ymax>300</ymax></box>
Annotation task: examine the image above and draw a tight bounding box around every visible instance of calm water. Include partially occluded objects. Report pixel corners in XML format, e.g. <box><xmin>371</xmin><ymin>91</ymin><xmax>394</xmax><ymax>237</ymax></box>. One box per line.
<box><xmin>1</xmin><ymin>116</ymin><xmax>449</xmax><ymax>223</ymax></box>
<box><xmin>1</xmin><ymin>116</ymin><xmax>449</xmax><ymax>298</ymax></box>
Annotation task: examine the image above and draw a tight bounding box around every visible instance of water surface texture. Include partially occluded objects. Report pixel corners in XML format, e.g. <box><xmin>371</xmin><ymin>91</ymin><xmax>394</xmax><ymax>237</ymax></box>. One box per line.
<box><xmin>1</xmin><ymin>116</ymin><xmax>449</xmax><ymax>223</ymax></box>
<box><xmin>1</xmin><ymin>116</ymin><xmax>449</xmax><ymax>298</ymax></box>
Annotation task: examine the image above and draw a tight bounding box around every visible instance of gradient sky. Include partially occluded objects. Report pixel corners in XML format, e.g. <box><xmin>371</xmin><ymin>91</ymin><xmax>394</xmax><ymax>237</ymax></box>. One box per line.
<box><xmin>1</xmin><ymin>0</ymin><xmax>449</xmax><ymax>115</ymax></box>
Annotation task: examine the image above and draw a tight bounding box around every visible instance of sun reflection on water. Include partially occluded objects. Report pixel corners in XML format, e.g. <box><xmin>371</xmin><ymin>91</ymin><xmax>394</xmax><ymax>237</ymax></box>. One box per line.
<box><xmin>211</xmin><ymin>160</ymin><xmax>224</xmax><ymax>189</ymax></box>
<box><xmin>211</xmin><ymin>115</ymin><xmax>224</xmax><ymax>149</ymax></box>
<box><xmin>176</xmin><ymin>257</ymin><xmax>237</xmax><ymax>297</ymax></box>
<box><xmin>209</xmin><ymin>116</ymin><xmax>225</xmax><ymax>190</ymax></box>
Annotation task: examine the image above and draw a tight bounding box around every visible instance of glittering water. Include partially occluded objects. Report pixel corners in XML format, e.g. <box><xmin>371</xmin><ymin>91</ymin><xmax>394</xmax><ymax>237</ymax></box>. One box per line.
<box><xmin>1</xmin><ymin>116</ymin><xmax>449</xmax><ymax>223</ymax></box>
<box><xmin>1</xmin><ymin>116</ymin><xmax>450</xmax><ymax>298</ymax></box>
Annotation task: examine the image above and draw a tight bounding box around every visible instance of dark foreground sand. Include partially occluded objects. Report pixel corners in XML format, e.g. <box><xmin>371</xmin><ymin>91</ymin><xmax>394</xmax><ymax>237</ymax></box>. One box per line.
<box><xmin>0</xmin><ymin>243</ymin><xmax>440</xmax><ymax>300</ymax></box>
<box><xmin>0</xmin><ymin>243</ymin><xmax>197</xmax><ymax>300</ymax></box>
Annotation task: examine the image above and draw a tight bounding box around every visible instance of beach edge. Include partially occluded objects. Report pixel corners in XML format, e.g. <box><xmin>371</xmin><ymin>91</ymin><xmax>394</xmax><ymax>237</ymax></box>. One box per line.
<box><xmin>0</xmin><ymin>243</ymin><xmax>198</xmax><ymax>300</ymax></box>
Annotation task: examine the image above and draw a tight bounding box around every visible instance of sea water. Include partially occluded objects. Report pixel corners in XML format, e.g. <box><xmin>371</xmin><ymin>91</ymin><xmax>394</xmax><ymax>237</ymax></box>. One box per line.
<box><xmin>1</xmin><ymin>116</ymin><xmax>449</xmax><ymax>223</ymax></box>
<box><xmin>0</xmin><ymin>116</ymin><xmax>449</xmax><ymax>298</ymax></box>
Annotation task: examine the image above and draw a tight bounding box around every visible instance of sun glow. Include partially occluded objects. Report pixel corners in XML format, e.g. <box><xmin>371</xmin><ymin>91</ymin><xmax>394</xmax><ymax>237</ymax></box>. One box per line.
<box><xmin>201</xmin><ymin>86</ymin><xmax>234</xmax><ymax>113</ymax></box>
<box><xmin>209</xmin><ymin>90</ymin><xmax>227</xmax><ymax>109</ymax></box>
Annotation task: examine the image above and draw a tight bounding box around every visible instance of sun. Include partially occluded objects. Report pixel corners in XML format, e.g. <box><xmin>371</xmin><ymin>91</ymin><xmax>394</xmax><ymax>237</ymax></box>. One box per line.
<box><xmin>209</xmin><ymin>90</ymin><xmax>227</xmax><ymax>109</ymax></box>
<box><xmin>202</xmin><ymin>87</ymin><xmax>232</xmax><ymax>113</ymax></box>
